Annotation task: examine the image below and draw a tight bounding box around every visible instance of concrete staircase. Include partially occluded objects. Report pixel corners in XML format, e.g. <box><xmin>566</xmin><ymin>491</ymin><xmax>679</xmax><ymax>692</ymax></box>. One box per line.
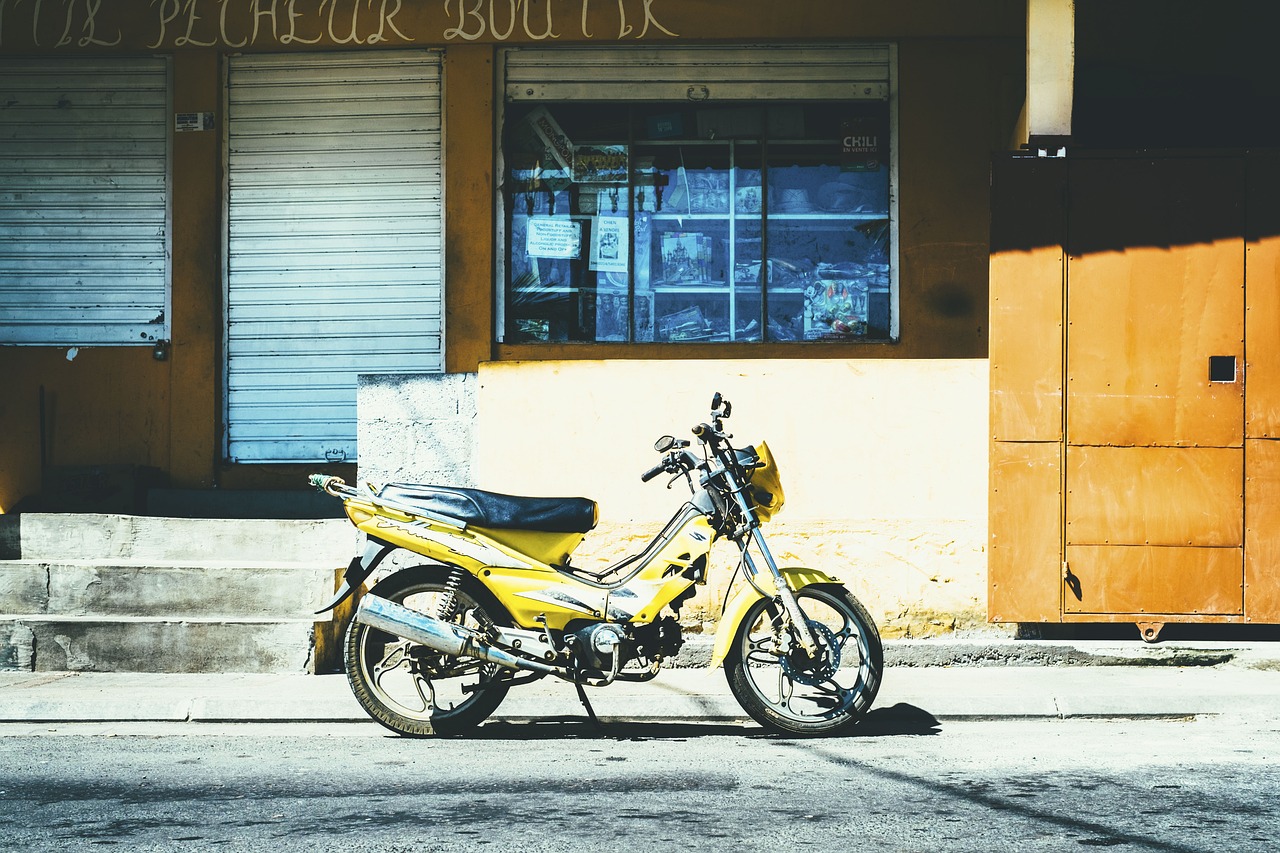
<box><xmin>0</xmin><ymin>514</ymin><xmax>357</xmax><ymax>673</ymax></box>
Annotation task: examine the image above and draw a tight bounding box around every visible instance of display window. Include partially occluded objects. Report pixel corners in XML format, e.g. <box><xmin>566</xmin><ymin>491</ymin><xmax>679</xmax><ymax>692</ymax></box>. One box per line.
<box><xmin>499</xmin><ymin>102</ymin><xmax>892</xmax><ymax>344</ymax></box>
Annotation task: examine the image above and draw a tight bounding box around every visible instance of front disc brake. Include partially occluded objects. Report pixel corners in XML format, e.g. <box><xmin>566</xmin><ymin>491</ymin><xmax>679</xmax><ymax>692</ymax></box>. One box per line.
<box><xmin>780</xmin><ymin>620</ymin><xmax>840</xmax><ymax>686</ymax></box>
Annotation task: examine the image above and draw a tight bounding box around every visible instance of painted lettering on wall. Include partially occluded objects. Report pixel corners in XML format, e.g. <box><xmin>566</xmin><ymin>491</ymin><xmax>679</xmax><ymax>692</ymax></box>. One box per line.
<box><xmin>0</xmin><ymin>0</ymin><xmax>678</xmax><ymax>48</ymax></box>
<box><xmin>0</xmin><ymin>0</ymin><xmax>124</xmax><ymax>47</ymax></box>
<box><xmin>442</xmin><ymin>0</ymin><xmax>677</xmax><ymax>41</ymax></box>
<box><xmin>146</xmin><ymin>0</ymin><xmax>413</xmax><ymax>49</ymax></box>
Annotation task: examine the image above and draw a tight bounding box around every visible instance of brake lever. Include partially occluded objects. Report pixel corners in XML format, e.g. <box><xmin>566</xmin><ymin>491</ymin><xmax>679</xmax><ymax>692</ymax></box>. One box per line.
<box><xmin>666</xmin><ymin>456</ymin><xmax>697</xmax><ymax>491</ymax></box>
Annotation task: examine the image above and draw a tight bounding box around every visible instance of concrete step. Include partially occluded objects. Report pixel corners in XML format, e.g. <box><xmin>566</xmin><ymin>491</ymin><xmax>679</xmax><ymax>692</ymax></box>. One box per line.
<box><xmin>1</xmin><ymin>560</ymin><xmax>336</xmax><ymax>619</ymax></box>
<box><xmin>0</xmin><ymin>513</ymin><xmax>359</xmax><ymax>674</ymax></box>
<box><xmin>0</xmin><ymin>513</ymin><xmax>355</xmax><ymax>563</ymax></box>
<box><xmin>0</xmin><ymin>616</ymin><xmax>316</xmax><ymax>673</ymax></box>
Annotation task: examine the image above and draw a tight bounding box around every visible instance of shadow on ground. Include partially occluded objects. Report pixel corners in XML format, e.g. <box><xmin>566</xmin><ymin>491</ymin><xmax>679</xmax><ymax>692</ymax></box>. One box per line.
<box><xmin>447</xmin><ymin>703</ymin><xmax>941</xmax><ymax>741</ymax></box>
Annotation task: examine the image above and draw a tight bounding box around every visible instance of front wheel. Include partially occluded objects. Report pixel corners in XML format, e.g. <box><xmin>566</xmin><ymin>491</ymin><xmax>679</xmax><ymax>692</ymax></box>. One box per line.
<box><xmin>724</xmin><ymin>584</ymin><xmax>882</xmax><ymax>736</ymax></box>
<box><xmin>345</xmin><ymin>566</ymin><xmax>511</xmax><ymax>737</ymax></box>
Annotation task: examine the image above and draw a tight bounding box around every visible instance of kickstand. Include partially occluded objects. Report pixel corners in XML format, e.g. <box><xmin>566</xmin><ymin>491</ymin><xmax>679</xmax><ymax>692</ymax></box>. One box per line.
<box><xmin>573</xmin><ymin>675</ymin><xmax>607</xmax><ymax>734</ymax></box>
<box><xmin>566</xmin><ymin>640</ymin><xmax>614</xmax><ymax>738</ymax></box>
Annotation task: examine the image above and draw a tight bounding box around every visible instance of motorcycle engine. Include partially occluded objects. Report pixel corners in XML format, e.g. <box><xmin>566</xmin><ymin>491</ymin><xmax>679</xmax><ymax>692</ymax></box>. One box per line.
<box><xmin>572</xmin><ymin>623</ymin><xmax>630</xmax><ymax>671</ymax></box>
<box><xmin>570</xmin><ymin>616</ymin><xmax>684</xmax><ymax>672</ymax></box>
<box><xmin>633</xmin><ymin>616</ymin><xmax>683</xmax><ymax>663</ymax></box>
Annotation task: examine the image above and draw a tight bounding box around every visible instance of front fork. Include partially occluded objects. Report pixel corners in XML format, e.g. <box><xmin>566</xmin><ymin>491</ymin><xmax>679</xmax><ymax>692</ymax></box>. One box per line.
<box><xmin>738</xmin><ymin>529</ymin><xmax>820</xmax><ymax>656</ymax></box>
<box><xmin>719</xmin><ymin>460</ymin><xmax>820</xmax><ymax>657</ymax></box>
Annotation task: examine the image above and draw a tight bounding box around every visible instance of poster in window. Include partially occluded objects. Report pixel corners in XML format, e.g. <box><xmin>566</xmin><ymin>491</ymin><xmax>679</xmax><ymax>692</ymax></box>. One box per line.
<box><xmin>804</xmin><ymin>267</ymin><xmax>872</xmax><ymax>339</ymax></box>
<box><xmin>526</xmin><ymin>216</ymin><xmax>581</xmax><ymax>260</ymax></box>
<box><xmin>594</xmin><ymin>291</ymin><xmax>628</xmax><ymax>342</ymax></box>
<box><xmin>573</xmin><ymin>145</ymin><xmax>627</xmax><ymax>184</ymax></box>
<box><xmin>660</xmin><ymin>232</ymin><xmax>712</xmax><ymax>283</ymax></box>
<box><xmin>589</xmin><ymin>216</ymin><xmax>629</xmax><ymax>274</ymax></box>
<box><xmin>841</xmin><ymin>116</ymin><xmax>886</xmax><ymax>172</ymax></box>
<box><xmin>524</xmin><ymin>106</ymin><xmax>574</xmax><ymax>174</ymax></box>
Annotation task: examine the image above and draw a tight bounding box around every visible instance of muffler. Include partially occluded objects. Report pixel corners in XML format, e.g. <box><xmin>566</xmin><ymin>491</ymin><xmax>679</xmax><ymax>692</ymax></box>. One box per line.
<box><xmin>354</xmin><ymin>593</ymin><xmax>560</xmax><ymax>675</ymax></box>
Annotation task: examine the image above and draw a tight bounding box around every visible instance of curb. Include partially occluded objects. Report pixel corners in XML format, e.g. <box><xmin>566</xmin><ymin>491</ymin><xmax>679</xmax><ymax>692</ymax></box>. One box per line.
<box><xmin>671</xmin><ymin>638</ymin><xmax>1247</xmax><ymax>669</ymax></box>
<box><xmin>3</xmin><ymin>640</ymin><xmax>1280</xmax><ymax>727</ymax></box>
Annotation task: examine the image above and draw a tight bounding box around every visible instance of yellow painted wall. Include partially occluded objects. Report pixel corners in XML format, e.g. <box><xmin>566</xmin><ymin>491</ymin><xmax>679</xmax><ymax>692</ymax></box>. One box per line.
<box><xmin>474</xmin><ymin>359</ymin><xmax>990</xmax><ymax>637</ymax></box>
<box><xmin>0</xmin><ymin>348</ymin><xmax>170</xmax><ymax>512</ymax></box>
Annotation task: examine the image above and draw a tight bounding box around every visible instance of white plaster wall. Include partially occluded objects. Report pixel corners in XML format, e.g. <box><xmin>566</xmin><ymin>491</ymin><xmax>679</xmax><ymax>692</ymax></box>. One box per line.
<box><xmin>474</xmin><ymin>359</ymin><xmax>993</xmax><ymax>637</ymax></box>
<box><xmin>474</xmin><ymin>360</ymin><xmax>987</xmax><ymax>520</ymax></box>
<box><xmin>357</xmin><ymin>373</ymin><xmax>479</xmax><ymax>488</ymax></box>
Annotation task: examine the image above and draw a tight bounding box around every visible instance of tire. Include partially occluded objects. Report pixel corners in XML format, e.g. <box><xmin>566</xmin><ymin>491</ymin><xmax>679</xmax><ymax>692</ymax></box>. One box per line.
<box><xmin>345</xmin><ymin>566</ymin><xmax>512</xmax><ymax>737</ymax></box>
<box><xmin>724</xmin><ymin>584</ymin><xmax>882</xmax><ymax>736</ymax></box>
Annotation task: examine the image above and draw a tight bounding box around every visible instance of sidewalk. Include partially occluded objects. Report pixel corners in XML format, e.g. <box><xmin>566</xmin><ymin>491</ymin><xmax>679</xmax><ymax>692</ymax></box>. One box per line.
<box><xmin>2</xmin><ymin>640</ymin><xmax>1280</xmax><ymax>726</ymax></box>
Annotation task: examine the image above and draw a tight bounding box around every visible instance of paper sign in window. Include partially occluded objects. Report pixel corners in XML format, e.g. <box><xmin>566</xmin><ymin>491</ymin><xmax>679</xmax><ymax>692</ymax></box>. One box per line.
<box><xmin>526</xmin><ymin>216</ymin><xmax>582</xmax><ymax>259</ymax></box>
<box><xmin>589</xmin><ymin>216</ymin><xmax>629</xmax><ymax>273</ymax></box>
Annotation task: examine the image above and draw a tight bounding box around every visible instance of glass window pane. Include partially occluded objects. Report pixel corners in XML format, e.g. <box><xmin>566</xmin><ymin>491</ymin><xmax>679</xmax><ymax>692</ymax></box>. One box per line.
<box><xmin>733</xmin><ymin>143</ymin><xmax>764</xmax><ymax>341</ymax></box>
<box><xmin>499</xmin><ymin>101</ymin><xmax>892</xmax><ymax>345</ymax></box>
<box><xmin>503</xmin><ymin>104</ymin><xmax>631</xmax><ymax>342</ymax></box>
<box><xmin>637</xmin><ymin>142</ymin><xmax>736</xmax><ymax>342</ymax></box>
<box><xmin>766</xmin><ymin>138</ymin><xmax>891</xmax><ymax>341</ymax></box>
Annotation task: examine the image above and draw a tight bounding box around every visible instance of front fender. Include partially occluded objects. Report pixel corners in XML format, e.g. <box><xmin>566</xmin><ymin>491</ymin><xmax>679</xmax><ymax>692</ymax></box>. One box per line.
<box><xmin>709</xmin><ymin>567</ymin><xmax>838</xmax><ymax>669</ymax></box>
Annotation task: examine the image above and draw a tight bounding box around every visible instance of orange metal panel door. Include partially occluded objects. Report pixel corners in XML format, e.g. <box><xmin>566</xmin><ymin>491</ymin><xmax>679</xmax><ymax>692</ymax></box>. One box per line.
<box><xmin>988</xmin><ymin>156</ymin><xmax>1067</xmax><ymax>623</ymax></box>
<box><xmin>1245</xmin><ymin>151</ymin><xmax>1280</xmax><ymax>439</ymax></box>
<box><xmin>990</xmin><ymin>156</ymin><xmax>1066</xmax><ymax>444</ymax></box>
<box><xmin>990</xmin><ymin>440</ymin><xmax>1062</xmax><ymax>623</ymax></box>
<box><xmin>1245</xmin><ymin>152</ymin><xmax>1280</xmax><ymax>622</ymax></box>
<box><xmin>1064</xmin><ymin>156</ymin><xmax>1245</xmax><ymax>619</ymax></box>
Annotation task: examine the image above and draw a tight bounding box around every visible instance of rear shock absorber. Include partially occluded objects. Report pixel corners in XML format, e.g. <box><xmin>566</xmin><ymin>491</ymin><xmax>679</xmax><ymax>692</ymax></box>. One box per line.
<box><xmin>437</xmin><ymin>569</ymin><xmax>464</xmax><ymax>622</ymax></box>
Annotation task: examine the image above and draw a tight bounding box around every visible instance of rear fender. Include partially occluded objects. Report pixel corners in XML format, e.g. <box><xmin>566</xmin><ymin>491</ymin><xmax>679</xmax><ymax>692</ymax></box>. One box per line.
<box><xmin>709</xmin><ymin>567</ymin><xmax>837</xmax><ymax>669</ymax></box>
<box><xmin>315</xmin><ymin>537</ymin><xmax>394</xmax><ymax>614</ymax></box>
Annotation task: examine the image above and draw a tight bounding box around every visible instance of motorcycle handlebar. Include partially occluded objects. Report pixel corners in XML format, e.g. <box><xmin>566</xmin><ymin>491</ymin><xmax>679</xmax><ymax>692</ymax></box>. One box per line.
<box><xmin>640</xmin><ymin>463</ymin><xmax>666</xmax><ymax>483</ymax></box>
<box><xmin>308</xmin><ymin>474</ymin><xmax>350</xmax><ymax>497</ymax></box>
<box><xmin>693</xmin><ymin>423</ymin><xmax>726</xmax><ymax>449</ymax></box>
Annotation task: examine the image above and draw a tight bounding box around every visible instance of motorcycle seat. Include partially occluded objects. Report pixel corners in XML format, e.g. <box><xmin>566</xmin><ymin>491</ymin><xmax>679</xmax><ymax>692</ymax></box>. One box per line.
<box><xmin>378</xmin><ymin>483</ymin><xmax>598</xmax><ymax>533</ymax></box>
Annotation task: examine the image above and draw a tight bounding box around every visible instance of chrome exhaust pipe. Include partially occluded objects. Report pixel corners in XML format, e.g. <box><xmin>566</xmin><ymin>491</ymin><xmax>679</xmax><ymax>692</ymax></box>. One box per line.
<box><xmin>354</xmin><ymin>593</ymin><xmax>560</xmax><ymax>675</ymax></box>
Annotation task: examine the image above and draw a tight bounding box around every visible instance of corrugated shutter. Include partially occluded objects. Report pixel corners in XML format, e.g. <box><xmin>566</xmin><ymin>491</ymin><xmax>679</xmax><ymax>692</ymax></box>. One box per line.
<box><xmin>0</xmin><ymin>57</ymin><xmax>169</xmax><ymax>345</ymax></box>
<box><xmin>505</xmin><ymin>44</ymin><xmax>890</xmax><ymax>101</ymax></box>
<box><xmin>226</xmin><ymin>51</ymin><xmax>443</xmax><ymax>464</ymax></box>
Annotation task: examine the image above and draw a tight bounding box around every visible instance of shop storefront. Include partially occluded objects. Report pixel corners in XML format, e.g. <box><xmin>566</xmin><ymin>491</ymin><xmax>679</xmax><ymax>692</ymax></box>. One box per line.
<box><xmin>0</xmin><ymin>1</ymin><xmax>1023</xmax><ymax>636</ymax></box>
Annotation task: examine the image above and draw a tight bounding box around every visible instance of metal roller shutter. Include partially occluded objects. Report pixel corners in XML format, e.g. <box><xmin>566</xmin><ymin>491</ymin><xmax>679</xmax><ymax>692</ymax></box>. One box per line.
<box><xmin>226</xmin><ymin>51</ymin><xmax>443</xmax><ymax>464</ymax></box>
<box><xmin>0</xmin><ymin>57</ymin><xmax>169</xmax><ymax>345</ymax></box>
<box><xmin>504</xmin><ymin>44</ymin><xmax>890</xmax><ymax>101</ymax></box>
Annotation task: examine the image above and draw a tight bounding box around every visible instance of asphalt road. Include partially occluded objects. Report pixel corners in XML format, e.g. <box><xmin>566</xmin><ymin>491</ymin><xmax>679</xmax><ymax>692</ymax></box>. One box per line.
<box><xmin>1</xmin><ymin>713</ymin><xmax>1277</xmax><ymax>852</ymax></box>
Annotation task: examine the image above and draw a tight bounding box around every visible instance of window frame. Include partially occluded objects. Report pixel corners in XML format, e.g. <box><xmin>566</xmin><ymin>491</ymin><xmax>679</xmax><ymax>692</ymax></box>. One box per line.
<box><xmin>493</xmin><ymin>44</ymin><xmax>899</xmax><ymax>357</ymax></box>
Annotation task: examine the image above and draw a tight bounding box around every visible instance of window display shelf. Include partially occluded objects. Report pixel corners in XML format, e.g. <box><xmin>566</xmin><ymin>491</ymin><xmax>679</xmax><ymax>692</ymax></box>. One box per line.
<box><xmin>768</xmin><ymin>212</ymin><xmax>888</xmax><ymax>220</ymax></box>
<box><xmin>651</xmin><ymin>284</ymin><xmax>730</xmax><ymax>293</ymax></box>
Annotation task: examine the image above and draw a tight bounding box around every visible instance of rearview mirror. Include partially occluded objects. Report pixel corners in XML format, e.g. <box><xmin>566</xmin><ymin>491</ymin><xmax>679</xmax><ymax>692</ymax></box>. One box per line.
<box><xmin>655</xmin><ymin>435</ymin><xmax>677</xmax><ymax>453</ymax></box>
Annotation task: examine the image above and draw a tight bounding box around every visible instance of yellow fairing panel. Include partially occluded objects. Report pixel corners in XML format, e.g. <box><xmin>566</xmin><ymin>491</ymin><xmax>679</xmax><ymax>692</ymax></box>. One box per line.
<box><xmin>470</xmin><ymin>526</ymin><xmax>586</xmax><ymax>567</ymax></box>
<box><xmin>486</xmin><ymin>514</ymin><xmax>717</xmax><ymax>630</ymax></box>
<box><xmin>708</xmin><ymin>567</ymin><xmax>836</xmax><ymax>668</ymax></box>
<box><xmin>748</xmin><ymin>441</ymin><xmax>785</xmax><ymax>523</ymax></box>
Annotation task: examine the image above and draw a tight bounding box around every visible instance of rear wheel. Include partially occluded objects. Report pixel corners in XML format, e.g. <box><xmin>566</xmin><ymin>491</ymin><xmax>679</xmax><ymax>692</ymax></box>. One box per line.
<box><xmin>345</xmin><ymin>567</ymin><xmax>511</xmax><ymax>737</ymax></box>
<box><xmin>724</xmin><ymin>584</ymin><xmax>882</xmax><ymax>736</ymax></box>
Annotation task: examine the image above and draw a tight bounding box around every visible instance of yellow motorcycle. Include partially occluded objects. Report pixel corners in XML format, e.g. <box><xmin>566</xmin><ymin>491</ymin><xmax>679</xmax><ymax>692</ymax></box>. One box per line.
<box><xmin>312</xmin><ymin>393</ymin><xmax>881</xmax><ymax>737</ymax></box>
